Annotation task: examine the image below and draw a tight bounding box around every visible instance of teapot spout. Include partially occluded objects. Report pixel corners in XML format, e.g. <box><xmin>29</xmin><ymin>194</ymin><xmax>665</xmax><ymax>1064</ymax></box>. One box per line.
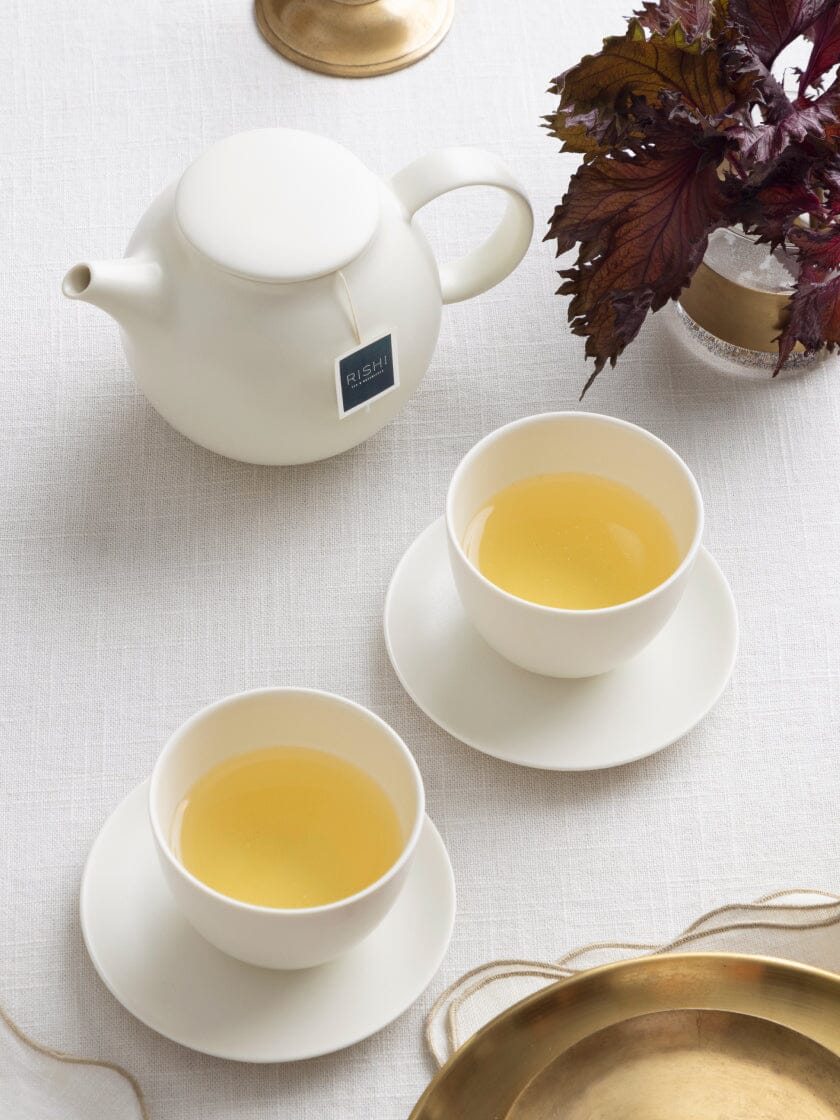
<box><xmin>61</xmin><ymin>259</ymin><xmax>162</xmax><ymax>325</ymax></box>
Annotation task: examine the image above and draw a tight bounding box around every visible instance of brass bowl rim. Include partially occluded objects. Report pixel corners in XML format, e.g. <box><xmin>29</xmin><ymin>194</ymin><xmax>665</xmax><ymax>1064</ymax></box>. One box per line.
<box><xmin>411</xmin><ymin>952</ymin><xmax>840</xmax><ymax>1118</ymax></box>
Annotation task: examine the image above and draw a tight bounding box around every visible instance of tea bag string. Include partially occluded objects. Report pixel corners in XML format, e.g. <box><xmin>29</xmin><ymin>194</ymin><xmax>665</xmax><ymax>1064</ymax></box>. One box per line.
<box><xmin>337</xmin><ymin>270</ymin><xmax>362</xmax><ymax>346</ymax></box>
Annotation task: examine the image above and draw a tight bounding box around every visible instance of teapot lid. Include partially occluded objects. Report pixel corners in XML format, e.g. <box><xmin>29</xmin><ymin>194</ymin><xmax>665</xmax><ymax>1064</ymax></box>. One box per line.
<box><xmin>174</xmin><ymin>129</ymin><xmax>381</xmax><ymax>283</ymax></box>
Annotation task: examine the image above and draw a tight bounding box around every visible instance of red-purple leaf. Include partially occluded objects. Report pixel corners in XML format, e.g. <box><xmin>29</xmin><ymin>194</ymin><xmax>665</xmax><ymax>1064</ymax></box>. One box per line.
<box><xmin>731</xmin><ymin>95</ymin><xmax>832</xmax><ymax>161</ymax></box>
<box><xmin>546</xmin><ymin>0</ymin><xmax>840</xmax><ymax>387</ymax></box>
<box><xmin>546</xmin><ymin>125</ymin><xmax>730</xmax><ymax>387</ymax></box>
<box><xmin>789</xmin><ymin>222</ymin><xmax>840</xmax><ymax>278</ymax></box>
<box><xmin>799</xmin><ymin>6</ymin><xmax>840</xmax><ymax>93</ymax></box>
<box><xmin>544</xmin><ymin>107</ymin><xmax>617</xmax><ymax>157</ymax></box>
<box><xmin>634</xmin><ymin>0</ymin><xmax>714</xmax><ymax>39</ymax></box>
<box><xmin>808</xmin><ymin>75</ymin><xmax>840</xmax><ymax>141</ymax></box>
<box><xmin>730</xmin><ymin>187</ymin><xmax>822</xmax><ymax>248</ymax></box>
<box><xmin>776</xmin><ymin>272</ymin><xmax>840</xmax><ymax>368</ymax></box>
<box><xmin>791</xmin><ymin>86</ymin><xmax>840</xmax><ymax>179</ymax></box>
<box><xmin>727</xmin><ymin>0</ymin><xmax>836</xmax><ymax>67</ymax></box>
<box><xmin>817</xmin><ymin>162</ymin><xmax>840</xmax><ymax>209</ymax></box>
<box><xmin>557</xmin><ymin>21</ymin><xmax>748</xmax><ymax>123</ymax></box>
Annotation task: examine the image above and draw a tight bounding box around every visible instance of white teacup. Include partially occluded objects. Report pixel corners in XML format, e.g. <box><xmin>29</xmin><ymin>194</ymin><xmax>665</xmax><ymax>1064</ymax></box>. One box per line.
<box><xmin>446</xmin><ymin>412</ymin><xmax>704</xmax><ymax>678</ymax></box>
<box><xmin>149</xmin><ymin>687</ymin><xmax>424</xmax><ymax>970</ymax></box>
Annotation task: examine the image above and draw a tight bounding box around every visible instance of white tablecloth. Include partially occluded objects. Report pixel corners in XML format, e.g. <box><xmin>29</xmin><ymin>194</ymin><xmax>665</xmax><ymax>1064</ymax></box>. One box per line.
<box><xmin>2</xmin><ymin>2</ymin><xmax>839</xmax><ymax>1117</ymax></box>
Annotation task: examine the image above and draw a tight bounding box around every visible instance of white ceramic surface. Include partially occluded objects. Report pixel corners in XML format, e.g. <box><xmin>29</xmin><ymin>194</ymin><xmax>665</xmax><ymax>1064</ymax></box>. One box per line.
<box><xmin>446</xmin><ymin>412</ymin><xmax>705</xmax><ymax>678</ymax></box>
<box><xmin>81</xmin><ymin>781</ymin><xmax>456</xmax><ymax>1061</ymax></box>
<box><xmin>149</xmin><ymin>687</ymin><xmax>424</xmax><ymax>969</ymax></box>
<box><xmin>62</xmin><ymin>128</ymin><xmax>533</xmax><ymax>464</ymax></box>
<box><xmin>175</xmin><ymin>130</ymin><xmax>381</xmax><ymax>283</ymax></box>
<box><xmin>385</xmin><ymin>519</ymin><xmax>738</xmax><ymax>770</ymax></box>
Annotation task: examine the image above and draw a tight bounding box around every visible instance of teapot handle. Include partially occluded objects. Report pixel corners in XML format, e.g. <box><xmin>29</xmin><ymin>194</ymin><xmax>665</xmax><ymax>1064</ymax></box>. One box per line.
<box><xmin>390</xmin><ymin>148</ymin><xmax>533</xmax><ymax>304</ymax></box>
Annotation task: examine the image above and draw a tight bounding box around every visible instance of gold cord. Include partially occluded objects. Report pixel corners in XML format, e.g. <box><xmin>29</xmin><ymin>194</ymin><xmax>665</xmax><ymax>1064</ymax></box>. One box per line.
<box><xmin>0</xmin><ymin>1003</ymin><xmax>150</xmax><ymax>1119</ymax></box>
<box><xmin>424</xmin><ymin>889</ymin><xmax>840</xmax><ymax>1067</ymax></box>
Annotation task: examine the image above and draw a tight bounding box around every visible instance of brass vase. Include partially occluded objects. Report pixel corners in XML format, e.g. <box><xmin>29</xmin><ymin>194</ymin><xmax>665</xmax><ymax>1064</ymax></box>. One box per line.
<box><xmin>674</xmin><ymin>227</ymin><xmax>824</xmax><ymax>378</ymax></box>
<box><xmin>255</xmin><ymin>0</ymin><xmax>455</xmax><ymax>77</ymax></box>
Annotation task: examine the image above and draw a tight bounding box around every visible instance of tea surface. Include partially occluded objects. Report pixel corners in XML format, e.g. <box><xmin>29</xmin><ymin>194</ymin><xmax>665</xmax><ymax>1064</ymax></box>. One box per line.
<box><xmin>464</xmin><ymin>472</ymin><xmax>680</xmax><ymax>610</ymax></box>
<box><xmin>174</xmin><ymin>746</ymin><xmax>404</xmax><ymax>908</ymax></box>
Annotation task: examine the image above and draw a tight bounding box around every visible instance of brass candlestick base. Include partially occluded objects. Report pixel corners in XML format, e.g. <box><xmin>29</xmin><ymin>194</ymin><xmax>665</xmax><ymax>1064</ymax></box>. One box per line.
<box><xmin>255</xmin><ymin>0</ymin><xmax>455</xmax><ymax>78</ymax></box>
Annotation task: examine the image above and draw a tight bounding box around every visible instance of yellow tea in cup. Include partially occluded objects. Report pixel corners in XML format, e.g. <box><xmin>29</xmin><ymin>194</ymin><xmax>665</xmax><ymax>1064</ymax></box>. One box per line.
<box><xmin>463</xmin><ymin>472</ymin><xmax>679</xmax><ymax>610</ymax></box>
<box><xmin>173</xmin><ymin>746</ymin><xmax>404</xmax><ymax>909</ymax></box>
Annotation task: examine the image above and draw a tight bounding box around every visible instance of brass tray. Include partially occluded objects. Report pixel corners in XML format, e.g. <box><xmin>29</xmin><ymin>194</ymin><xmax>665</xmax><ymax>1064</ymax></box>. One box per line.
<box><xmin>410</xmin><ymin>954</ymin><xmax>840</xmax><ymax>1119</ymax></box>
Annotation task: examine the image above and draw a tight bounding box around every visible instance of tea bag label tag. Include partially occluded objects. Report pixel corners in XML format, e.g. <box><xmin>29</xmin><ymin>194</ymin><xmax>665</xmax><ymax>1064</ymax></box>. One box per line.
<box><xmin>335</xmin><ymin>334</ymin><xmax>399</xmax><ymax>418</ymax></box>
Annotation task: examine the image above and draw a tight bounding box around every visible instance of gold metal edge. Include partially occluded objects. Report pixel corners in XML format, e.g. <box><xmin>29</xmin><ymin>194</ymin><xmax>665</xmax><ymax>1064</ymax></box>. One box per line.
<box><xmin>254</xmin><ymin>0</ymin><xmax>455</xmax><ymax>79</ymax></box>
<box><xmin>409</xmin><ymin>953</ymin><xmax>840</xmax><ymax>1120</ymax></box>
<box><xmin>678</xmin><ymin>261</ymin><xmax>793</xmax><ymax>354</ymax></box>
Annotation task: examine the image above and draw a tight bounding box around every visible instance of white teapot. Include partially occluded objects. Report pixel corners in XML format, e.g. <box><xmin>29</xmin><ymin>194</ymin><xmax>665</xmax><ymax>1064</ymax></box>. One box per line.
<box><xmin>63</xmin><ymin>129</ymin><xmax>533</xmax><ymax>464</ymax></box>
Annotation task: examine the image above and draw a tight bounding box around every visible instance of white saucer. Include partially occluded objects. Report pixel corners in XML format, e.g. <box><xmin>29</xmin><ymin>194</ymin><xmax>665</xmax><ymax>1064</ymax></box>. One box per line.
<box><xmin>384</xmin><ymin>519</ymin><xmax>738</xmax><ymax>771</ymax></box>
<box><xmin>80</xmin><ymin>781</ymin><xmax>456</xmax><ymax>1061</ymax></box>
